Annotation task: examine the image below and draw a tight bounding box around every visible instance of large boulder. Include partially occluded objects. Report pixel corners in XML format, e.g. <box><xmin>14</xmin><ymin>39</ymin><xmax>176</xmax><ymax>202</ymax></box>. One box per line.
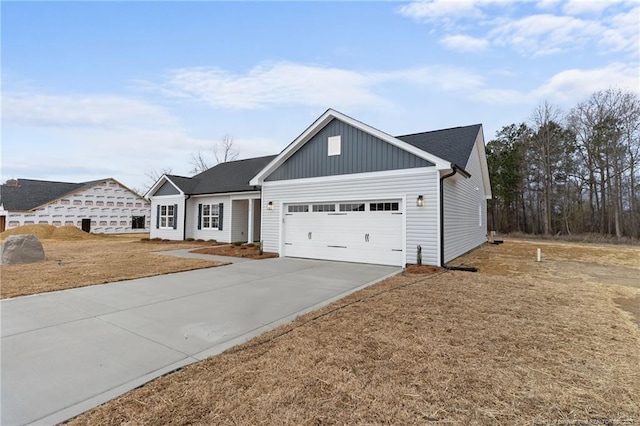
<box><xmin>1</xmin><ymin>234</ymin><xmax>46</xmax><ymax>265</ymax></box>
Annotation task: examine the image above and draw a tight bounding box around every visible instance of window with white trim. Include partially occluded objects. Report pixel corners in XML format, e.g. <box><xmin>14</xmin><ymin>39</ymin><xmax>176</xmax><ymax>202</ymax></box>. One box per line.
<box><xmin>202</xmin><ymin>204</ymin><xmax>220</xmax><ymax>229</ymax></box>
<box><xmin>160</xmin><ymin>205</ymin><xmax>175</xmax><ymax>228</ymax></box>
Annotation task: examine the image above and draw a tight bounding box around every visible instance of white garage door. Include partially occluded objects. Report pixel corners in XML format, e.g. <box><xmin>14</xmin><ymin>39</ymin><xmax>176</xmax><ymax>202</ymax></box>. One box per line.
<box><xmin>283</xmin><ymin>200</ymin><xmax>403</xmax><ymax>266</ymax></box>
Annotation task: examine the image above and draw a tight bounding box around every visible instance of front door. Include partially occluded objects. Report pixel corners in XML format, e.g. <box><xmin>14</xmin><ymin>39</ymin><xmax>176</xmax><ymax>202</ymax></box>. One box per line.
<box><xmin>81</xmin><ymin>219</ymin><xmax>91</xmax><ymax>233</ymax></box>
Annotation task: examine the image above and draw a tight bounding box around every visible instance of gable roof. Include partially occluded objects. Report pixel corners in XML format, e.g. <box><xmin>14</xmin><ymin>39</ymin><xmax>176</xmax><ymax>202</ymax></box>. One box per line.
<box><xmin>154</xmin><ymin>155</ymin><xmax>278</xmax><ymax>197</ymax></box>
<box><xmin>250</xmin><ymin>109</ymin><xmax>454</xmax><ymax>185</ymax></box>
<box><xmin>396</xmin><ymin>124</ymin><xmax>482</xmax><ymax>169</ymax></box>
<box><xmin>1</xmin><ymin>178</ymin><xmax>112</xmax><ymax>211</ymax></box>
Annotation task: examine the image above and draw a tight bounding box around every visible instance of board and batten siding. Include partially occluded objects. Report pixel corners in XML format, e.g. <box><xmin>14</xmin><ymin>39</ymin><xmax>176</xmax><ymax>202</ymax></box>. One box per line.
<box><xmin>150</xmin><ymin>194</ymin><xmax>186</xmax><ymax>240</ymax></box>
<box><xmin>266</xmin><ymin>118</ymin><xmax>433</xmax><ymax>181</ymax></box>
<box><xmin>261</xmin><ymin>168</ymin><xmax>439</xmax><ymax>266</ymax></box>
<box><xmin>442</xmin><ymin>133</ymin><xmax>488</xmax><ymax>263</ymax></box>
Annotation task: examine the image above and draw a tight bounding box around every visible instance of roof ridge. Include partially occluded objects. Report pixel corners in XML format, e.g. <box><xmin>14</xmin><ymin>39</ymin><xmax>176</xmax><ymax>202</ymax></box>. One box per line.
<box><xmin>395</xmin><ymin>123</ymin><xmax>482</xmax><ymax>138</ymax></box>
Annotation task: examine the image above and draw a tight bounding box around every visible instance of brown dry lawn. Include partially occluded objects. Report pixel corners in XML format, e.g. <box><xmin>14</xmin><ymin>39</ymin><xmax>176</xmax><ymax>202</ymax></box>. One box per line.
<box><xmin>65</xmin><ymin>239</ymin><xmax>640</xmax><ymax>425</ymax></box>
<box><xmin>0</xmin><ymin>225</ymin><xmax>225</xmax><ymax>299</ymax></box>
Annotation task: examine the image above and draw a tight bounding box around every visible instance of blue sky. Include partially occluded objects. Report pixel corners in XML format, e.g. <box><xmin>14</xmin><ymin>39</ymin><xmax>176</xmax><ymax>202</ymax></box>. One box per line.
<box><xmin>2</xmin><ymin>1</ymin><xmax>638</xmax><ymax>192</ymax></box>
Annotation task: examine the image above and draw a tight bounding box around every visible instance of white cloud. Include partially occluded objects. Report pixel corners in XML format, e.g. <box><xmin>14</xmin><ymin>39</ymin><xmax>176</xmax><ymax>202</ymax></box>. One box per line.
<box><xmin>490</xmin><ymin>14</ymin><xmax>603</xmax><ymax>56</ymax></box>
<box><xmin>144</xmin><ymin>62</ymin><xmax>486</xmax><ymax>110</ymax></box>
<box><xmin>147</xmin><ymin>63</ymin><xmax>388</xmax><ymax>110</ymax></box>
<box><xmin>400</xmin><ymin>1</ymin><xmax>638</xmax><ymax>57</ymax></box>
<box><xmin>562</xmin><ymin>0</ymin><xmax>620</xmax><ymax>15</ymax></box>
<box><xmin>532</xmin><ymin>62</ymin><xmax>640</xmax><ymax>102</ymax></box>
<box><xmin>3</xmin><ymin>93</ymin><xmax>176</xmax><ymax>127</ymax></box>
<box><xmin>439</xmin><ymin>34</ymin><xmax>489</xmax><ymax>52</ymax></box>
<box><xmin>397</xmin><ymin>0</ymin><xmax>486</xmax><ymax>22</ymax></box>
<box><xmin>473</xmin><ymin>63</ymin><xmax>640</xmax><ymax>105</ymax></box>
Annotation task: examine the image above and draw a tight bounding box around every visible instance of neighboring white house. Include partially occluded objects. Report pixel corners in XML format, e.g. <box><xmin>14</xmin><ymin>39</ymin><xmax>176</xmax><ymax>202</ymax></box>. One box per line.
<box><xmin>148</xmin><ymin>109</ymin><xmax>491</xmax><ymax>267</ymax></box>
<box><xmin>0</xmin><ymin>178</ymin><xmax>151</xmax><ymax>234</ymax></box>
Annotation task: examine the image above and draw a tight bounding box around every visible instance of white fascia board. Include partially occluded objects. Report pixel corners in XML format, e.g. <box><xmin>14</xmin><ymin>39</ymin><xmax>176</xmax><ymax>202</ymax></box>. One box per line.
<box><xmin>145</xmin><ymin>175</ymin><xmax>184</xmax><ymax>198</ymax></box>
<box><xmin>189</xmin><ymin>191</ymin><xmax>261</xmax><ymax>200</ymax></box>
<box><xmin>250</xmin><ymin>109</ymin><xmax>450</xmax><ymax>185</ymax></box>
<box><xmin>261</xmin><ymin>166</ymin><xmax>436</xmax><ymax>188</ymax></box>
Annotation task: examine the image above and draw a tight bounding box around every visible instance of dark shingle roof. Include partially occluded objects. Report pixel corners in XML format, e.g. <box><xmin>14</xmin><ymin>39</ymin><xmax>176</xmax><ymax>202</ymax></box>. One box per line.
<box><xmin>166</xmin><ymin>155</ymin><xmax>277</xmax><ymax>195</ymax></box>
<box><xmin>0</xmin><ymin>178</ymin><xmax>107</xmax><ymax>211</ymax></box>
<box><xmin>396</xmin><ymin>124</ymin><xmax>482</xmax><ymax>169</ymax></box>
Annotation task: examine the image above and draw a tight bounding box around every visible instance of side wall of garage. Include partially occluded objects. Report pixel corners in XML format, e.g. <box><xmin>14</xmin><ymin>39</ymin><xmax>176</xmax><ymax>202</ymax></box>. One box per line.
<box><xmin>442</xmin><ymin>134</ymin><xmax>488</xmax><ymax>262</ymax></box>
<box><xmin>261</xmin><ymin>167</ymin><xmax>439</xmax><ymax>266</ymax></box>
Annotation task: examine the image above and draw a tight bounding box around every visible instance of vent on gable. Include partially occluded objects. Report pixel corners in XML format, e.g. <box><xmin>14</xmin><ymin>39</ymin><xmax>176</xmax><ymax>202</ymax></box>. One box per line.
<box><xmin>328</xmin><ymin>135</ymin><xmax>341</xmax><ymax>156</ymax></box>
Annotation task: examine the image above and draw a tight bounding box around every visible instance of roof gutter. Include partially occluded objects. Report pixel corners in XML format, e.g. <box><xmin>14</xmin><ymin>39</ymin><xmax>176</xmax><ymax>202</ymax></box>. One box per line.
<box><xmin>439</xmin><ymin>164</ymin><xmax>477</xmax><ymax>272</ymax></box>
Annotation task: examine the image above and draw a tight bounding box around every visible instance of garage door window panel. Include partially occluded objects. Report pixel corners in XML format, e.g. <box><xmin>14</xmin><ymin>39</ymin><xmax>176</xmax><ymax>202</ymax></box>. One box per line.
<box><xmin>370</xmin><ymin>202</ymin><xmax>399</xmax><ymax>211</ymax></box>
<box><xmin>312</xmin><ymin>204</ymin><xmax>336</xmax><ymax>212</ymax></box>
<box><xmin>339</xmin><ymin>203</ymin><xmax>365</xmax><ymax>212</ymax></box>
<box><xmin>288</xmin><ymin>205</ymin><xmax>309</xmax><ymax>213</ymax></box>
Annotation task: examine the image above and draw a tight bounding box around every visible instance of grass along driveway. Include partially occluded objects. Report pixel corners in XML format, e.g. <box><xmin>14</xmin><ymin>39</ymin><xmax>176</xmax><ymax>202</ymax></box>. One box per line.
<box><xmin>66</xmin><ymin>240</ymin><xmax>640</xmax><ymax>425</ymax></box>
<box><xmin>0</xmin><ymin>236</ymin><xmax>226</xmax><ymax>299</ymax></box>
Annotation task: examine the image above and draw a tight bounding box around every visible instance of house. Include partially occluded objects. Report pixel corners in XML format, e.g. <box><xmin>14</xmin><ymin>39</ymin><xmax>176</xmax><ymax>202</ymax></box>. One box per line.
<box><xmin>145</xmin><ymin>155</ymin><xmax>276</xmax><ymax>242</ymax></box>
<box><xmin>0</xmin><ymin>178</ymin><xmax>151</xmax><ymax>234</ymax></box>
<box><xmin>148</xmin><ymin>109</ymin><xmax>491</xmax><ymax>267</ymax></box>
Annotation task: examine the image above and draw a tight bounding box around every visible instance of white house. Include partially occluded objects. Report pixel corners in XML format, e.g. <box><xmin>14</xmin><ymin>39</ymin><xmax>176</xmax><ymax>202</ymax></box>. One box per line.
<box><xmin>148</xmin><ymin>109</ymin><xmax>491</xmax><ymax>267</ymax></box>
<box><xmin>0</xmin><ymin>178</ymin><xmax>151</xmax><ymax>234</ymax></box>
<box><xmin>145</xmin><ymin>156</ymin><xmax>276</xmax><ymax>243</ymax></box>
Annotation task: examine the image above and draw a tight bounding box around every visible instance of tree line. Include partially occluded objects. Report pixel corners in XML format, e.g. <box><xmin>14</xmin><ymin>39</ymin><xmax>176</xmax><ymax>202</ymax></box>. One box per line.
<box><xmin>487</xmin><ymin>88</ymin><xmax>640</xmax><ymax>239</ymax></box>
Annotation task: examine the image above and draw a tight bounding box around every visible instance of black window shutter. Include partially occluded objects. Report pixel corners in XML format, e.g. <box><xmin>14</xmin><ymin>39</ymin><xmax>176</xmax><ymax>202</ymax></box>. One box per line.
<box><xmin>173</xmin><ymin>204</ymin><xmax>178</xmax><ymax>229</ymax></box>
<box><xmin>156</xmin><ymin>205</ymin><xmax>160</xmax><ymax>229</ymax></box>
<box><xmin>198</xmin><ymin>204</ymin><xmax>202</xmax><ymax>230</ymax></box>
<box><xmin>218</xmin><ymin>203</ymin><xmax>224</xmax><ymax>231</ymax></box>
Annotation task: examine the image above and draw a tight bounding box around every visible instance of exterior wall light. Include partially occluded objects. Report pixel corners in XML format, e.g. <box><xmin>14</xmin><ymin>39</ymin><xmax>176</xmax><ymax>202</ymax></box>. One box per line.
<box><xmin>267</xmin><ymin>201</ymin><xmax>274</xmax><ymax>210</ymax></box>
<box><xmin>417</xmin><ymin>195</ymin><xmax>424</xmax><ymax>207</ymax></box>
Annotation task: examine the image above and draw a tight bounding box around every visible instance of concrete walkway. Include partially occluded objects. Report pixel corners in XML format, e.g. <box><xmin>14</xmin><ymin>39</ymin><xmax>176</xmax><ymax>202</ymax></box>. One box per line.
<box><xmin>0</xmin><ymin>258</ymin><xmax>399</xmax><ymax>426</ymax></box>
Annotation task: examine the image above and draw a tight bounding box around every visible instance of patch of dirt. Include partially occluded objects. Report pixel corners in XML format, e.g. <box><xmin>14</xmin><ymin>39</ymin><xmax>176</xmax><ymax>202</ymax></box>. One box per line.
<box><xmin>404</xmin><ymin>264</ymin><xmax>441</xmax><ymax>275</ymax></box>
<box><xmin>66</xmin><ymin>240</ymin><xmax>640</xmax><ymax>425</ymax></box>
<box><xmin>0</xmin><ymin>239</ymin><xmax>225</xmax><ymax>299</ymax></box>
<box><xmin>614</xmin><ymin>296</ymin><xmax>640</xmax><ymax>328</ymax></box>
<box><xmin>191</xmin><ymin>244</ymin><xmax>278</xmax><ymax>259</ymax></box>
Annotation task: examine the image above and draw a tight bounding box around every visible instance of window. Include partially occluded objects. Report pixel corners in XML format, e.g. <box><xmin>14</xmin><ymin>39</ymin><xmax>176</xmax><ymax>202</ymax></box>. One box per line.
<box><xmin>160</xmin><ymin>205</ymin><xmax>175</xmax><ymax>228</ymax></box>
<box><xmin>328</xmin><ymin>135</ymin><xmax>341</xmax><ymax>156</ymax></box>
<box><xmin>201</xmin><ymin>204</ymin><xmax>220</xmax><ymax>229</ymax></box>
<box><xmin>339</xmin><ymin>203</ymin><xmax>365</xmax><ymax>212</ymax></box>
<box><xmin>132</xmin><ymin>215</ymin><xmax>145</xmax><ymax>229</ymax></box>
<box><xmin>288</xmin><ymin>204</ymin><xmax>309</xmax><ymax>213</ymax></box>
<box><xmin>312</xmin><ymin>204</ymin><xmax>336</xmax><ymax>212</ymax></box>
<box><xmin>370</xmin><ymin>202</ymin><xmax>399</xmax><ymax>211</ymax></box>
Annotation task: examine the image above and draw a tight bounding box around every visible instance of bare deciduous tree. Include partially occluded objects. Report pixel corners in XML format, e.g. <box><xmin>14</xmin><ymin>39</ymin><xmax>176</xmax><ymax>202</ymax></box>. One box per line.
<box><xmin>189</xmin><ymin>135</ymin><xmax>240</xmax><ymax>174</ymax></box>
<box><xmin>213</xmin><ymin>135</ymin><xmax>239</xmax><ymax>165</ymax></box>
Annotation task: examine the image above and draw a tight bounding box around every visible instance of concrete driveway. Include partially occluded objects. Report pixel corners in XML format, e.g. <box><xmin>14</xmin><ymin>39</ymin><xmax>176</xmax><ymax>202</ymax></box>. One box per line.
<box><xmin>0</xmin><ymin>258</ymin><xmax>399</xmax><ymax>426</ymax></box>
